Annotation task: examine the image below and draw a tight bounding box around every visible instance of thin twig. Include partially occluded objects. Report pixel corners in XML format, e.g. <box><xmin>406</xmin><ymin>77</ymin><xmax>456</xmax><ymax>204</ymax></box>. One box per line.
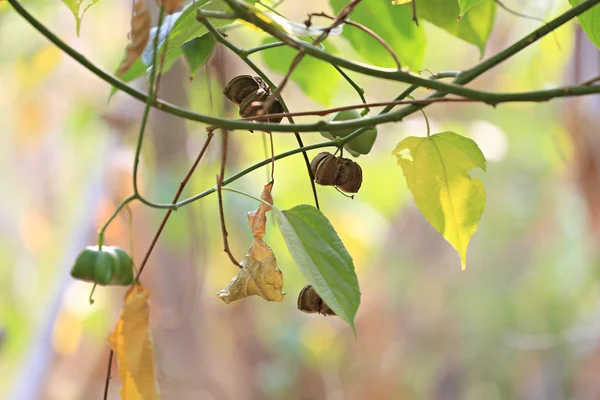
<box><xmin>582</xmin><ymin>75</ymin><xmax>600</xmax><ymax>86</ymax></box>
<box><xmin>238</xmin><ymin>97</ymin><xmax>476</xmax><ymax>123</ymax></box>
<box><xmin>309</xmin><ymin>12</ymin><xmax>402</xmax><ymax>69</ymax></box>
<box><xmin>216</xmin><ymin>129</ymin><xmax>242</xmax><ymax>268</ymax></box>
<box><xmin>261</xmin><ymin>0</ymin><xmax>364</xmax><ymax>112</ymax></box>
<box><xmin>412</xmin><ymin>0</ymin><xmax>419</xmax><ymax>26</ymax></box>
<box><xmin>268</xmin><ymin>132</ymin><xmax>275</xmax><ymax>181</ymax></box>
<box><xmin>102</xmin><ymin>350</ymin><xmax>114</xmax><ymax>400</ymax></box>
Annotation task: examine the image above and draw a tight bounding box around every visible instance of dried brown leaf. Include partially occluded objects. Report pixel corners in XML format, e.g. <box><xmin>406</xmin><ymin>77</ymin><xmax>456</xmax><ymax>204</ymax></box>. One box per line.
<box><xmin>218</xmin><ymin>238</ymin><xmax>284</xmax><ymax>303</ymax></box>
<box><xmin>247</xmin><ymin>181</ymin><xmax>273</xmax><ymax>239</ymax></box>
<box><xmin>219</xmin><ymin>182</ymin><xmax>283</xmax><ymax>304</ymax></box>
<box><xmin>155</xmin><ymin>0</ymin><xmax>183</xmax><ymax>13</ymax></box>
<box><xmin>118</xmin><ymin>0</ymin><xmax>151</xmax><ymax>75</ymax></box>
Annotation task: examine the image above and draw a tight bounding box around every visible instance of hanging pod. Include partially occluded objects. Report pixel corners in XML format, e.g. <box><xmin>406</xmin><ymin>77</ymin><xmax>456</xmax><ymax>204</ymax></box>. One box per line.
<box><xmin>297</xmin><ymin>285</ymin><xmax>336</xmax><ymax>316</ymax></box>
<box><xmin>70</xmin><ymin>245</ymin><xmax>134</xmax><ymax>286</ymax></box>
<box><xmin>223</xmin><ymin>75</ymin><xmax>283</xmax><ymax>123</ymax></box>
<box><xmin>310</xmin><ymin>152</ymin><xmax>363</xmax><ymax>193</ymax></box>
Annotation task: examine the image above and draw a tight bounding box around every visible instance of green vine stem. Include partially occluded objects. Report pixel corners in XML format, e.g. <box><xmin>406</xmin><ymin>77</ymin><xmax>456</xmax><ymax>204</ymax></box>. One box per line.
<box><xmin>97</xmin><ymin>194</ymin><xmax>137</xmax><ymax>248</ymax></box>
<box><xmin>220</xmin><ymin>186</ymin><xmax>275</xmax><ymax>210</ymax></box>
<box><xmin>132</xmin><ymin>7</ymin><xmax>168</xmax><ymax>209</ymax></box>
<box><xmin>8</xmin><ymin>0</ymin><xmax>600</xmax><ymax>134</ymax></box>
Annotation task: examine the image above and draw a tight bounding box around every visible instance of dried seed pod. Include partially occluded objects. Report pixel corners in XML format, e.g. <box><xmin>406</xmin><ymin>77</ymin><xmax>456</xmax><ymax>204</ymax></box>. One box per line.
<box><xmin>223</xmin><ymin>75</ymin><xmax>260</xmax><ymax>105</ymax></box>
<box><xmin>311</xmin><ymin>152</ymin><xmax>338</xmax><ymax>186</ymax></box>
<box><xmin>297</xmin><ymin>285</ymin><xmax>336</xmax><ymax>316</ymax></box>
<box><xmin>337</xmin><ymin>161</ymin><xmax>362</xmax><ymax>193</ymax></box>
<box><xmin>223</xmin><ymin>75</ymin><xmax>284</xmax><ymax>124</ymax></box>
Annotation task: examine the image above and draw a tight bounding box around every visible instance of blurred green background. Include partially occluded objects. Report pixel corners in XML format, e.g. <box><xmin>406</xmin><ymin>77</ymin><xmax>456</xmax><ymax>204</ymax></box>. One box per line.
<box><xmin>2</xmin><ymin>0</ymin><xmax>600</xmax><ymax>399</ymax></box>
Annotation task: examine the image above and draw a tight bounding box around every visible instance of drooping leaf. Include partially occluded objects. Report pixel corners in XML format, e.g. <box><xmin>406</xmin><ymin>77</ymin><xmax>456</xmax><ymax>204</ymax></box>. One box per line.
<box><xmin>569</xmin><ymin>0</ymin><xmax>600</xmax><ymax>49</ymax></box>
<box><xmin>392</xmin><ymin>132</ymin><xmax>487</xmax><ymax>270</ymax></box>
<box><xmin>261</xmin><ymin>38</ymin><xmax>341</xmax><ymax>106</ymax></box>
<box><xmin>408</xmin><ymin>0</ymin><xmax>497</xmax><ymax>55</ymax></box>
<box><xmin>113</xmin><ymin>1</ymin><xmax>232</xmax><ymax>85</ymax></box>
<box><xmin>155</xmin><ymin>0</ymin><xmax>183</xmax><ymax>14</ymax></box>
<box><xmin>329</xmin><ymin>0</ymin><xmax>426</xmax><ymax>70</ymax></box>
<box><xmin>61</xmin><ymin>0</ymin><xmax>101</xmax><ymax>36</ymax></box>
<box><xmin>107</xmin><ymin>283</ymin><xmax>160</xmax><ymax>399</ymax></box>
<box><xmin>218</xmin><ymin>182</ymin><xmax>285</xmax><ymax>304</ymax></box>
<box><xmin>181</xmin><ymin>34</ymin><xmax>216</xmax><ymax>79</ymax></box>
<box><xmin>274</xmin><ymin>205</ymin><xmax>360</xmax><ymax>332</ymax></box>
<box><xmin>117</xmin><ymin>0</ymin><xmax>152</xmax><ymax>76</ymax></box>
<box><xmin>458</xmin><ymin>0</ymin><xmax>484</xmax><ymax>17</ymax></box>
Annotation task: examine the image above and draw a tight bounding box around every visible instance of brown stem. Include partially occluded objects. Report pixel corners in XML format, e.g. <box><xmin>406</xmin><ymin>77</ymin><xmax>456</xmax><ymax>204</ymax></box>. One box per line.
<box><xmin>309</xmin><ymin>12</ymin><xmax>402</xmax><ymax>69</ymax></box>
<box><xmin>134</xmin><ymin>131</ymin><xmax>215</xmax><ymax>281</ymax></box>
<box><xmin>102</xmin><ymin>350</ymin><xmax>114</xmax><ymax>400</ymax></box>
<box><xmin>217</xmin><ymin>129</ymin><xmax>243</xmax><ymax>268</ymax></box>
<box><xmin>412</xmin><ymin>0</ymin><xmax>419</xmax><ymax>26</ymax></box>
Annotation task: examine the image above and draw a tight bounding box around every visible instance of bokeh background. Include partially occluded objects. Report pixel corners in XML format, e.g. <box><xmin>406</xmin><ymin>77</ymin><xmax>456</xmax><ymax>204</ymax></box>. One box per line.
<box><xmin>2</xmin><ymin>0</ymin><xmax>600</xmax><ymax>399</ymax></box>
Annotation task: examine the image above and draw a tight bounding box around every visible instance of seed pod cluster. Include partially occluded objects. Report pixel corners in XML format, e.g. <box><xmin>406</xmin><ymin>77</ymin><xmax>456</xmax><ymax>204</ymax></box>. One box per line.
<box><xmin>310</xmin><ymin>152</ymin><xmax>363</xmax><ymax>193</ymax></box>
<box><xmin>223</xmin><ymin>75</ymin><xmax>284</xmax><ymax>123</ymax></box>
<box><xmin>297</xmin><ymin>285</ymin><xmax>336</xmax><ymax>316</ymax></box>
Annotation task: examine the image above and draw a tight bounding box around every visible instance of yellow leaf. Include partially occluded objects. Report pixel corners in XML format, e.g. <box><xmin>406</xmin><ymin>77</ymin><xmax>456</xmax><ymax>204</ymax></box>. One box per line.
<box><xmin>218</xmin><ymin>182</ymin><xmax>284</xmax><ymax>303</ymax></box>
<box><xmin>108</xmin><ymin>284</ymin><xmax>159</xmax><ymax>400</ymax></box>
<box><xmin>393</xmin><ymin>132</ymin><xmax>487</xmax><ymax>270</ymax></box>
<box><xmin>392</xmin><ymin>0</ymin><xmax>412</xmax><ymax>4</ymax></box>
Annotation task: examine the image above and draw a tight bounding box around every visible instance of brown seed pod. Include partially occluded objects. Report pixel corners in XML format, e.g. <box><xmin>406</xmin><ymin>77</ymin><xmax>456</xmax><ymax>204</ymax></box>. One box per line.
<box><xmin>310</xmin><ymin>152</ymin><xmax>363</xmax><ymax>193</ymax></box>
<box><xmin>223</xmin><ymin>75</ymin><xmax>283</xmax><ymax>124</ymax></box>
<box><xmin>337</xmin><ymin>160</ymin><xmax>362</xmax><ymax>193</ymax></box>
<box><xmin>297</xmin><ymin>285</ymin><xmax>336</xmax><ymax>316</ymax></box>
<box><xmin>239</xmin><ymin>88</ymin><xmax>269</xmax><ymax>118</ymax></box>
<box><xmin>223</xmin><ymin>75</ymin><xmax>260</xmax><ymax>105</ymax></box>
<box><xmin>311</xmin><ymin>152</ymin><xmax>338</xmax><ymax>186</ymax></box>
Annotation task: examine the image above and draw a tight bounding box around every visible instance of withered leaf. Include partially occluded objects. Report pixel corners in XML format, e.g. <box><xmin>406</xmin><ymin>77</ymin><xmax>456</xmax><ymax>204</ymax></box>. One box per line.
<box><xmin>107</xmin><ymin>283</ymin><xmax>160</xmax><ymax>399</ymax></box>
<box><xmin>118</xmin><ymin>0</ymin><xmax>151</xmax><ymax>76</ymax></box>
<box><xmin>155</xmin><ymin>0</ymin><xmax>183</xmax><ymax>13</ymax></box>
<box><xmin>219</xmin><ymin>182</ymin><xmax>284</xmax><ymax>304</ymax></box>
<box><xmin>247</xmin><ymin>181</ymin><xmax>273</xmax><ymax>239</ymax></box>
<box><xmin>218</xmin><ymin>238</ymin><xmax>284</xmax><ymax>304</ymax></box>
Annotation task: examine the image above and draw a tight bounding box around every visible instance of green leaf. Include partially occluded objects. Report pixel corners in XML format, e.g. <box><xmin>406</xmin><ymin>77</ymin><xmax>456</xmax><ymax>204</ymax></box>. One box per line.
<box><xmin>114</xmin><ymin>1</ymin><xmax>232</xmax><ymax>84</ymax></box>
<box><xmin>261</xmin><ymin>38</ymin><xmax>341</xmax><ymax>106</ymax></box>
<box><xmin>392</xmin><ymin>132</ymin><xmax>487</xmax><ymax>269</ymax></box>
<box><xmin>274</xmin><ymin>205</ymin><xmax>361</xmax><ymax>332</ymax></box>
<box><xmin>61</xmin><ymin>0</ymin><xmax>101</xmax><ymax>36</ymax></box>
<box><xmin>457</xmin><ymin>0</ymin><xmax>484</xmax><ymax>17</ymax></box>
<box><xmin>329</xmin><ymin>0</ymin><xmax>426</xmax><ymax>70</ymax></box>
<box><xmin>569</xmin><ymin>0</ymin><xmax>600</xmax><ymax>49</ymax></box>
<box><xmin>408</xmin><ymin>0</ymin><xmax>496</xmax><ymax>55</ymax></box>
<box><xmin>181</xmin><ymin>34</ymin><xmax>216</xmax><ymax>80</ymax></box>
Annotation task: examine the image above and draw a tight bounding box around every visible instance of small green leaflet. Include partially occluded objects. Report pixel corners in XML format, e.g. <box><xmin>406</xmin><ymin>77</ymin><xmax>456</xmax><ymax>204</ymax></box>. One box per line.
<box><xmin>329</xmin><ymin>0</ymin><xmax>426</xmax><ymax>70</ymax></box>
<box><xmin>406</xmin><ymin>0</ymin><xmax>496</xmax><ymax>56</ymax></box>
<box><xmin>458</xmin><ymin>0</ymin><xmax>485</xmax><ymax>17</ymax></box>
<box><xmin>569</xmin><ymin>0</ymin><xmax>600</xmax><ymax>49</ymax></box>
<box><xmin>393</xmin><ymin>132</ymin><xmax>487</xmax><ymax>270</ymax></box>
<box><xmin>261</xmin><ymin>38</ymin><xmax>341</xmax><ymax>106</ymax></box>
<box><xmin>181</xmin><ymin>35</ymin><xmax>216</xmax><ymax>80</ymax></box>
<box><xmin>61</xmin><ymin>0</ymin><xmax>101</xmax><ymax>36</ymax></box>
<box><xmin>274</xmin><ymin>205</ymin><xmax>361</xmax><ymax>333</ymax></box>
